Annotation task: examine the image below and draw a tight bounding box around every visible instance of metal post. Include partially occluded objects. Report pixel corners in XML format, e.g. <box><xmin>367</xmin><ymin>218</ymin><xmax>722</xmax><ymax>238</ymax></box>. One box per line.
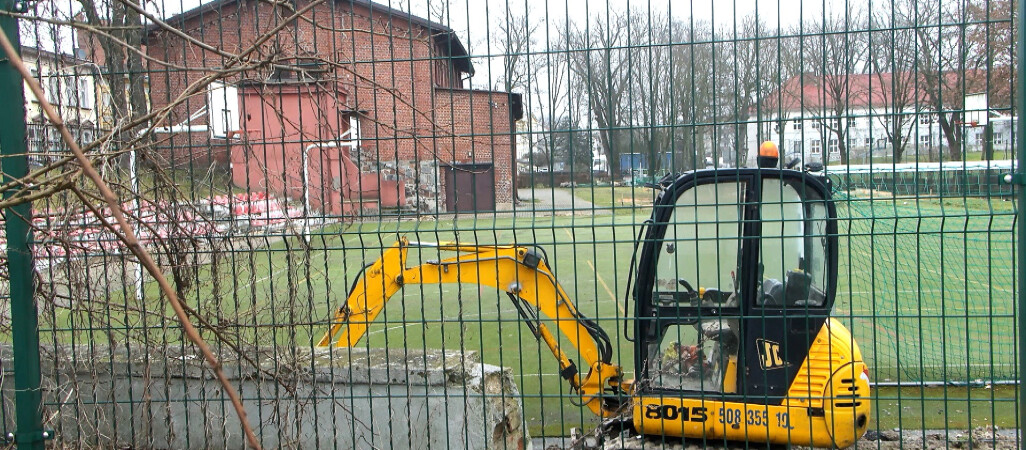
<box><xmin>980</xmin><ymin>123</ymin><xmax>993</xmax><ymax>162</ymax></box>
<box><xmin>0</xmin><ymin>1</ymin><xmax>45</xmax><ymax>448</ymax></box>
<box><xmin>1017</xmin><ymin>0</ymin><xmax>1026</xmax><ymax>433</ymax></box>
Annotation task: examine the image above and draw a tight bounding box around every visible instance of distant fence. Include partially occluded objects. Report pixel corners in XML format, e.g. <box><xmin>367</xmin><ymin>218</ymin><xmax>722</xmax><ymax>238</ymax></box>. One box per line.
<box><xmin>827</xmin><ymin>160</ymin><xmax>1018</xmax><ymax>198</ymax></box>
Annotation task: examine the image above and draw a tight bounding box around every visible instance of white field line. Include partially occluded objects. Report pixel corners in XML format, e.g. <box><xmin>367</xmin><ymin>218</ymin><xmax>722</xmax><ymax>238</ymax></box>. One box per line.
<box><xmin>587</xmin><ymin>260</ymin><xmax>624</xmax><ymax>315</ymax></box>
<box><xmin>365</xmin><ymin>307</ymin><xmax>521</xmax><ymax>336</ymax></box>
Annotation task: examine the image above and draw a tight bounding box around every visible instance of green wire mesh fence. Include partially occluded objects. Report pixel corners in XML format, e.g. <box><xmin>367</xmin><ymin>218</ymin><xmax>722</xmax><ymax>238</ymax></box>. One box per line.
<box><xmin>0</xmin><ymin>0</ymin><xmax>1022</xmax><ymax>447</ymax></box>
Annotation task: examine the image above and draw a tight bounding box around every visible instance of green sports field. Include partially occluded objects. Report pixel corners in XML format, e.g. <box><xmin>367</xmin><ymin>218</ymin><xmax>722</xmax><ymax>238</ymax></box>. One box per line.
<box><xmin>43</xmin><ymin>194</ymin><xmax>1018</xmax><ymax>436</ymax></box>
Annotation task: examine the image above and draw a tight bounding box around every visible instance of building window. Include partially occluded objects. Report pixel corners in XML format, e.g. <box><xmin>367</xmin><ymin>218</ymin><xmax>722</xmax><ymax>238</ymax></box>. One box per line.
<box><xmin>791</xmin><ymin>141</ymin><xmax>802</xmax><ymax>154</ymax></box>
<box><xmin>848</xmin><ymin>138</ymin><xmax>858</xmax><ymax>148</ymax></box>
<box><xmin>80</xmin><ymin>125</ymin><xmax>95</xmax><ymax>144</ymax></box>
<box><xmin>812</xmin><ymin>122</ymin><xmax>820</xmax><ymax>129</ymax></box>
<box><xmin>864</xmin><ymin>138</ymin><xmax>871</xmax><ymax>147</ymax></box>
<box><xmin>848</xmin><ymin>117</ymin><xmax>857</xmax><ymax>127</ymax></box>
<box><xmin>63</xmin><ymin>77</ymin><xmax>79</xmax><ymax>107</ymax></box>
<box><xmin>920</xmin><ymin>135</ymin><xmax>931</xmax><ymax>146</ymax></box>
<box><xmin>811</xmin><ymin>139</ymin><xmax>821</xmax><ymax>154</ymax></box>
<box><xmin>26</xmin><ymin>124</ymin><xmax>42</xmax><ymax>155</ymax></box>
<box><xmin>46</xmin><ymin>76</ymin><xmax>60</xmax><ymax>104</ymax></box>
<box><xmin>829</xmin><ymin>139</ymin><xmax>839</xmax><ymax>153</ymax></box>
<box><xmin>792</xmin><ymin>121</ymin><xmax>802</xmax><ymax>130</ymax></box>
<box><xmin>77</xmin><ymin>78</ymin><xmax>93</xmax><ymax>109</ymax></box>
<box><xmin>919</xmin><ymin>114</ymin><xmax>931</xmax><ymax>125</ymax></box>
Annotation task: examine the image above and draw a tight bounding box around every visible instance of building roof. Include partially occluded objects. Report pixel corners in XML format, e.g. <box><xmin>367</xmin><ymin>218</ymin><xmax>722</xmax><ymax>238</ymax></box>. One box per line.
<box><xmin>761</xmin><ymin>73</ymin><xmax>928</xmax><ymax>112</ymax></box>
<box><xmin>762</xmin><ymin>70</ymin><xmax>1009</xmax><ymax>113</ymax></box>
<box><xmin>19</xmin><ymin>45</ymin><xmax>94</xmax><ymax>67</ymax></box>
<box><xmin>146</xmin><ymin>0</ymin><xmax>473</xmax><ymax>75</ymax></box>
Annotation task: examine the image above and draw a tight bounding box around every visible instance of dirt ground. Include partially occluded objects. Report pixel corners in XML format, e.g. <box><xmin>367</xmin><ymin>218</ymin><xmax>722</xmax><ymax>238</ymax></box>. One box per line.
<box><xmin>540</xmin><ymin>426</ymin><xmax>1021</xmax><ymax>449</ymax></box>
<box><xmin>854</xmin><ymin>426</ymin><xmax>1020</xmax><ymax>450</ymax></box>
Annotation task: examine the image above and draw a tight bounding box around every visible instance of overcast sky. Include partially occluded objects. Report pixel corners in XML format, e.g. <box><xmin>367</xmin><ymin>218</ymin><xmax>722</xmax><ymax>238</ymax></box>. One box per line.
<box><xmin>396</xmin><ymin>0</ymin><xmax>847</xmax><ymax>89</ymax></box>
<box><xmin>27</xmin><ymin>0</ymin><xmax>849</xmax><ymax>57</ymax></box>
<box><xmin>149</xmin><ymin>0</ymin><xmax>848</xmax><ymax>43</ymax></box>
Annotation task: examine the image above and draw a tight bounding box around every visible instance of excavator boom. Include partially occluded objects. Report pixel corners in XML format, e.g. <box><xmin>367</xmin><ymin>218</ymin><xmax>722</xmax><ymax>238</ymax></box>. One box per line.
<box><xmin>317</xmin><ymin>237</ymin><xmax>628</xmax><ymax>417</ymax></box>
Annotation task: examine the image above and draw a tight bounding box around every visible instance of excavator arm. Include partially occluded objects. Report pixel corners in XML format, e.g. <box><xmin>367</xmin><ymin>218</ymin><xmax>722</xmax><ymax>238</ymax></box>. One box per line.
<box><xmin>317</xmin><ymin>237</ymin><xmax>628</xmax><ymax>417</ymax></box>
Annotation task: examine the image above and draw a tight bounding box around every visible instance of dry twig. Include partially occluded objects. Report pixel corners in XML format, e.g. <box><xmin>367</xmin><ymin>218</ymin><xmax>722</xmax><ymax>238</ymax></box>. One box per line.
<box><xmin>0</xmin><ymin>29</ymin><xmax>263</xmax><ymax>450</ymax></box>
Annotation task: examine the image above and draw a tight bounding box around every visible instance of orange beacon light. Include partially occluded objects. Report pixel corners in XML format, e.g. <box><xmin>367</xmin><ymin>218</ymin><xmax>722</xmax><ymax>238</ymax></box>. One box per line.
<box><xmin>757</xmin><ymin>140</ymin><xmax>779</xmax><ymax>168</ymax></box>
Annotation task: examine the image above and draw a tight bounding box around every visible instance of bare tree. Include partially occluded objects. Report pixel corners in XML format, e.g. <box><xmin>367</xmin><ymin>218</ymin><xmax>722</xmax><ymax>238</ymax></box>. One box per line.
<box><xmin>715</xmin><ymin>15</ymin><xmax>792</xmax><ymax>167</ymax></box>
<box><xmin>75</xmin><ymin>0</ymin><xmax>149</xmax><ymax>139</ymax></box>
<box><xmin>868</xmin><ymin>3</ymin><xmax>921</xmax><ymax>163</ymax></box>
<box><xmin>798</xmin><ymin>12</ymin><xmax>869</xmax><ymax>165</ymax></box>
<box><xmin>566</xmin><ymin>12</ymin><xmax>633</xmax><ymax>178</ymax></box>
<box><xmin>666</xmin><ymin>21</ymin><xmax>716</xmax><ymax>170</ymax></box>
<box><xmin>493</xmin><ymin>8</ymin><xmax>540</xmax><ymax>95</ymax></box>
<box><xmin>626</xmin><ymin>12</ymin><xmax>676</xmax><ymax>173</ymax></box>
<box><xmin>914</xmin><ymin>0</ymin><xmax>987</xmax><ymax>160</ymax></box>
<box><xmin>547</xmin><ymin>115</ymin><xmax>593</xmax><ymax>174</ymax></box>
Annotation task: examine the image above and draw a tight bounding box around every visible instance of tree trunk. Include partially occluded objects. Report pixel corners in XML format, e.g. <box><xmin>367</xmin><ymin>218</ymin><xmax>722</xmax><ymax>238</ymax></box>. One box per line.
<box><xmin>834</xmin><ymin>117</ymin><xmax>848</xmax><ymax>165</ymax></box>
<box><xmin>594</xmin><ymin>112</ymin><xmax>616</xmax><ymax>176</ymax></box>
<box><xmin>736</xmin><ymin>120</ymin><xmax>750</xmax><ymax>167</ymax></box>
<box><xmin>891</xmin><ymin>116</ymin><xmax>904</xmax><ymax>163</ymax></box>
<box><xmin>939</xmin><ymin>112</ymin><xmax>961</xmax><ymax>160</ymax></box>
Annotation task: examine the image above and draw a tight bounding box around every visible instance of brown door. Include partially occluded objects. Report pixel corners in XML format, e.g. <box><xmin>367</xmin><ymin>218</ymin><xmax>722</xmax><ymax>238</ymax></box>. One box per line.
<box><xmin>444</xmin><ymin>163</ymin><xmax>495</xmax><ymax>212</ymax></box>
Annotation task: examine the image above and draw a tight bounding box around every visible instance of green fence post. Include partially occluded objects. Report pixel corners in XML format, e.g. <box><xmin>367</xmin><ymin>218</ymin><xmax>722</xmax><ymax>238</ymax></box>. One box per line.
<box><xmin>0</xmin><ymin>2</ymin><xmax>45</xmax><ymax>448</ymax></box>
<box><xmin>1018</xmin><ymin>0</ymin><xmax>1026</xmax><ymax>433</ymax></box>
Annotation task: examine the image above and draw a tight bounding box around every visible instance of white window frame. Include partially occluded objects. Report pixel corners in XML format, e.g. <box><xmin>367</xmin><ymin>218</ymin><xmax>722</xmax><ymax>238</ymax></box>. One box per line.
<box><xmin>46</xmin><ymin>76</ymin><xmax>61</xmax><ymax>104</ymax></box>
<box><xmin>77</xmin><ymin>77</ymin><xmax>93</xmax><ymax>110</ymax></box>
<box><xmin>811</xmin><ymin>139</ymin><xmax>822</xmax><ymax>155</ymax></box>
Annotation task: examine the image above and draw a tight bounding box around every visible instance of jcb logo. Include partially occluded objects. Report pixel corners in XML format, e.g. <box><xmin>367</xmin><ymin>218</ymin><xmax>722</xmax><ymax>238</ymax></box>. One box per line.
<box><xmin>757</xmin><ymin>339</ymin><xmax>790</xmax><ymax>370</ymax></box>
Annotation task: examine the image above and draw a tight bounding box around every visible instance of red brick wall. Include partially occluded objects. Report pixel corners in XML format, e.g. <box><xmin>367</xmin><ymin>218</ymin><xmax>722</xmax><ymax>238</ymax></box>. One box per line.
<box><xmin>144</xmin><ymin>0</ymin><xmax>515</xmax><ymax>211</ymax></box>
<box><xmin>432</xmin><ymin>87</ymin><xmax>516</xmax><ymax>204</ymax></box>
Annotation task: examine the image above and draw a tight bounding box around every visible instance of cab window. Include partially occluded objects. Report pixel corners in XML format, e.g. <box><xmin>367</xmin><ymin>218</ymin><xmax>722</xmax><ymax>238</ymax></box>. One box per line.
<box><xmin>654</xmin><ymin>181</ymin><xmax>746</xmax><ymax>305</ymax></box>
<box><xmin>757</xmin><ymin>179</ymin><xmax>830</xmax><ymax>307</ymax></box>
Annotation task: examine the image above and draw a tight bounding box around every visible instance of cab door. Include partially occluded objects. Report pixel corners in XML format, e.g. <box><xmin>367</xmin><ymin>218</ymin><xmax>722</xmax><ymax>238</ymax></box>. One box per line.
<box><xmin>740</xmin><ymin>174</ymin><xmax>837</xmax><ymax>402</ymax></box>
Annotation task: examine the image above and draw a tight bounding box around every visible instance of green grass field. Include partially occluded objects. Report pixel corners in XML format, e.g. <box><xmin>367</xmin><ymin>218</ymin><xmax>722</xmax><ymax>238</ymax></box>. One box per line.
<box><xmin>40</xmin><ymin>193</ymin><xmax>1019</xmax><ymax>436</ymax></box>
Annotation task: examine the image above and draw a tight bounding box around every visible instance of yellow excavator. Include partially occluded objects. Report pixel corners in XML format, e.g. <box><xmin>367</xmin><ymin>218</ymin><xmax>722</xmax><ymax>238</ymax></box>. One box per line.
<box><xmin>317</xmin><ymin>144</ymin><xmax>871</xmax><ymax>448</ymax></box>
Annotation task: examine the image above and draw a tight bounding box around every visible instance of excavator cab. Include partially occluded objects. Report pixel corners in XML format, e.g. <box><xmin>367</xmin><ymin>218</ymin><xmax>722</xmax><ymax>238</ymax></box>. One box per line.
<box><xmin>631</xmin><ymin>163</ymin><xmax>870</xmax><ymax>447</ymax></box>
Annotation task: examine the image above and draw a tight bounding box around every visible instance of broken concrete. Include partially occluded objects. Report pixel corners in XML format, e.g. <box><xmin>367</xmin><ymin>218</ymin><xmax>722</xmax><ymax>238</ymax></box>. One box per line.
<box><xmin>0</xmin><ymin>345</ymin><xmax>529</xmax><ymax>449</ymax></box>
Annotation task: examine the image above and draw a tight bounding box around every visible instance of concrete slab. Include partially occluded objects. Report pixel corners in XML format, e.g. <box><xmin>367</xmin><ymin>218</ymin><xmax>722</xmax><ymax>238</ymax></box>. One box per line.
<box><xmin>0</xmin><ymin>344</ymin><xmax>529</xmax><ymax>449</ymax></box>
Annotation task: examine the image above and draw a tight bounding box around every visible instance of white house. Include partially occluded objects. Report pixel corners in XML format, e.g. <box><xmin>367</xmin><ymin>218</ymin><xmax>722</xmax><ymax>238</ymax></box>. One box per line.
<box><xmin>21</xmin><ymin>46</ymin><xmax>104</xmax><ymax>165</ymax></box>
<box><xmin>746</xmin><ymin>74</ymin><xmax>1012</xmax><ymax>166</ymax></box>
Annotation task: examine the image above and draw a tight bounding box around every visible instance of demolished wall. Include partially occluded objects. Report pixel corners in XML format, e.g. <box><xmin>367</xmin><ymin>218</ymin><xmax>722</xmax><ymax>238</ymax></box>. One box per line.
<box><xmin>0</xmin><ymin>345</ymin><xmax>528</xmax><ymax>449</ymax></box>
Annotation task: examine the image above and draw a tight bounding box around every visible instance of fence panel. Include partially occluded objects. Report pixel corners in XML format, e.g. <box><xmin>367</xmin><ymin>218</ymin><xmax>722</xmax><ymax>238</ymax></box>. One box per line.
<box><xmin>0</xmin><ymin>0</ymin><xmax>1021</xmax><ymax>448</ymax></box>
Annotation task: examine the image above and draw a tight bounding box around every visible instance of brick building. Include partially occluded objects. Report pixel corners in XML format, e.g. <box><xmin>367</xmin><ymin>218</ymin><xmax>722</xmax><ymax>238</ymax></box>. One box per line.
<box><xmin>144</xmin><ymin>0</ymin><xmax>521</xmax><ymax>213</ymax></box>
